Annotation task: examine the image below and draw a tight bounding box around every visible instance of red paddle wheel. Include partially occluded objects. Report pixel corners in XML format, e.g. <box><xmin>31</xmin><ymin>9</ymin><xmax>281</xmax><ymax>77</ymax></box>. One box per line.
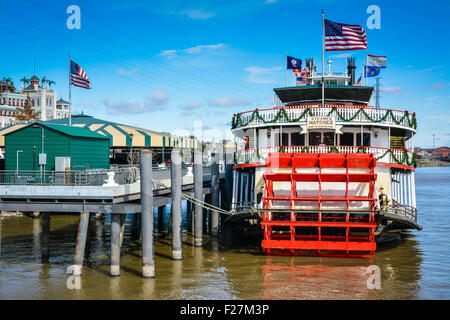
<box><xmin>261</xmin><ymin>153</ymin><xmax>378</xmax><ymax>257</ymax></box>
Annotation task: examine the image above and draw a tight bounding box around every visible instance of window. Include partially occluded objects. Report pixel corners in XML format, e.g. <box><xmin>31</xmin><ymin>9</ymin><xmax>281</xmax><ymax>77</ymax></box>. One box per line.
<box><xmin>308</xmin><ymin>132</ymin><xmax>321</xmax><ymax>146</ymax></box>
<box><xmin>274</xmin><ymin>133</ymin><xmax>289</xmax><ymax>146</ymax></box>
<box><xmin>340</xmin><ymin>132</ymin><xmax>354</xmax><ymax>146</ymax></box>
<box><xmin>323</xmin><ymin>132</ymin><xmax>334</xmax><ymax>146</ymax></box>
<box><xmin>356</xmin><ymin>133</ymin><xmax>371</xmax><ymax>147</ymax></box>
<box><xmin>291</xmin><ymin>133</ymin><xmax>305</xmax><ymax>146</ymax></box>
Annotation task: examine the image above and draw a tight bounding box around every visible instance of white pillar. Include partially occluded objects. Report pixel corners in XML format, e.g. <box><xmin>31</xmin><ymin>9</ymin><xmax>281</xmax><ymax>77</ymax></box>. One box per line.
<box><xmin>40</xmin><ymin>92</ymin><xmax>46</xmax><ymax>121</ymax></box>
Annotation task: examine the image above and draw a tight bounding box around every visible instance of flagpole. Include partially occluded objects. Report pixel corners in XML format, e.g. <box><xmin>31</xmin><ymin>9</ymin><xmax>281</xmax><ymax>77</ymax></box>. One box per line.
<box><xmin>321</xmin><ymin>9</ymin><xmax>325</xmax><ymax>105</ymax></box>
<box><xmin>69</xmin><ymin>53</ymin><xmax>72</xmax><ymax>126</ymax></box>
<box><xmin>285</xmin><ymin>53</ymin><xmax>288</xmax><ymax>87</ymax></box>
<box><xmin>365</xmin><ymin>52</ymin><xmax>368</xmax><ymax>86</ymax></box>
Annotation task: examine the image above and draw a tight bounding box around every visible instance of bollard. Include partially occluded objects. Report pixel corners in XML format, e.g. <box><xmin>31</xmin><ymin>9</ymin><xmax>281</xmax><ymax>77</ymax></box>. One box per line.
<box><xmin>73</xmin><ymin>212</ymin><xmax>89</xmax><ymax>276</ymax></box>
<box><xmin>171</xmin><ymin>150</ymin><xmax>182</xmax><ymax>260</ymax></box>
<box><xmin>211</xmin><ymin>153</ymin><xmax>220</xmax><ymax>237</ymax></box>
<box><xmin>193</xmin><ymin>151</ymin><xmax>203</xmax><ymax>247</ymax></box>
<box><xmin>110</xmin><ymin>213</ymin><xmax>121</xmax><ymax>276</ymax></box>
<box><xmin>140</xmin><ymin>151</ymin><xmax>155</xmax><ymax>278</ymax></box>
<box><xmin>41</xmin><ymin>212</ymin><xmax>51</xmax><ymax>262</ymax></box>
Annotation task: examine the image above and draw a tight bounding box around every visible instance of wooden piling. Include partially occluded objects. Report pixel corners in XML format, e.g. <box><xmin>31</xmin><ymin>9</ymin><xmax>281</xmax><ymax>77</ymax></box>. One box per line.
<box><xmin>211</xmin><ymin>153</ymin><xmax>220</xmax><ymax>237</ymax></box>
<box><xmin>119</xmin><ymin>214</ymin><xmax>126</xmax><ymax>248</ymax></box>
<box><xmin>171</xmin><ymin>150</ymin><xmax>182</xmax><ymax>260</ymax></box>
<box><xmin>193</xmin><ymin>151</ymin><xmax>203</xmax><ymax>247</ymax></box>
<box><xmin>41</xmin><ymin>212</ymin><xmax>51</xmax><ymax>261</ymax></box>
<box><xmin>73</xmin><ymin>212</ymin><xmax>89</xmax><ymax>276</ymax></box>
<box><xmin>110</xmin><ymin>213</ymin><xmax>121</xmax><ymax>276</ymax></box>
<box><xmin>140</xmin><ymin>151</ymin><xmax>155</xmax><ymax>278</ymax></box>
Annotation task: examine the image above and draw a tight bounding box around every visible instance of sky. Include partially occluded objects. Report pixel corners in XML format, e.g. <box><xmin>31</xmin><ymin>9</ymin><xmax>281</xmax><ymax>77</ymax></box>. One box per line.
<box><xmin>0</xmin><ymin>0</ymin><xmax>449</xmax><ymax>147</ymax></box>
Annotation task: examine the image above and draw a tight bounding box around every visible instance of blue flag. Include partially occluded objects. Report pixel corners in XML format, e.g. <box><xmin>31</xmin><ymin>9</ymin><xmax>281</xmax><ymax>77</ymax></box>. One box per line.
<box><xmin>364</xmin><ymin>65</ymin><xmax>380</xmax><ymax>78</ymax></box>
<box><xmin>287</xmin><ymin>56</ymin><xmax>302</xmax><ymax>69</ymax></box>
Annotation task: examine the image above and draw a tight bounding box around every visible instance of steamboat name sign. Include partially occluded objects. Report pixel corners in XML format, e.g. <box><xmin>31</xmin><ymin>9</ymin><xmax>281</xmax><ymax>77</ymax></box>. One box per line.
<box><xmin>307</xmin><ymin>116</ymin><xmax>336</xmax><ymax>130</ymax></box>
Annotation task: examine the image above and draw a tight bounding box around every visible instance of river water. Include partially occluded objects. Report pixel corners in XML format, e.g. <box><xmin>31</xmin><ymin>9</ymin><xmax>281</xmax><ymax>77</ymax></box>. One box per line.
<box><xmin>0</xmin><ymin>166</ymin><xmax>449</xmax><ymax>300</ymax></box>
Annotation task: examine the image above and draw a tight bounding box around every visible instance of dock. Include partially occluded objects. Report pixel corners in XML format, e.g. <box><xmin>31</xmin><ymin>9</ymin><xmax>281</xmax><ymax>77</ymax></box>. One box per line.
<box><xmin>0</xmin><ymin>150</ymin><xmax>234</xmax><ymax>278</ymax></box>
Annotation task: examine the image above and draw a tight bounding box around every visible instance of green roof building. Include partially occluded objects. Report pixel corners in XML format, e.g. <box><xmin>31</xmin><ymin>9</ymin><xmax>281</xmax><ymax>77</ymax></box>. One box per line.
<box><xmin>4</xmin><ymin>123</ymin><xmax>110</xmax><ymax>171</ymax></box>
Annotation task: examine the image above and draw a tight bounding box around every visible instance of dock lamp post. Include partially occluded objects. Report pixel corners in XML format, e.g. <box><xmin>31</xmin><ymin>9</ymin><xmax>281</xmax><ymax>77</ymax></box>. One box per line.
<box><xmin>129</xmin><ymin>133</ymin><xmax>134</xmax><ymax>166</ymax></box>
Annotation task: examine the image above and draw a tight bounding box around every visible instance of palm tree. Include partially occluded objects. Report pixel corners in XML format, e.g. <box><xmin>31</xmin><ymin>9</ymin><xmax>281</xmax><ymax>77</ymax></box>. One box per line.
<box><xmin>2</xmin><ymin>77</ymin><xmax>13</xmax><ymax>86</ymax></box>
<box><xmin>41</xmin><ymin>76</ymin><xmax>48</xmax><ymax>87</ymax></box>
<box><xmin>13</xmin><ymin>96</ymin><xmax>41</xmax><ymax>123</ymax></box>
<box><xmin>20</xmin><ymin>77</ymin><xmax>29</xmax><ymax>86</ymax></box>
<box><xmin>47</xmin><ymin>80</ymin><xmax>56</xmax><ymax>89</ymax></box>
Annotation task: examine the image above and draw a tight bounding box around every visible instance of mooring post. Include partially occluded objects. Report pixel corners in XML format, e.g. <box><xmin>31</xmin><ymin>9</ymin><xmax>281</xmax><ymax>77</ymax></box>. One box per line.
<box><xmin>193</xmin><ymin>151</ymin><xmax>203</xmax><ymax>247</ymax></box>
<box><xmin>211</xmin><ymin>153</ymin><xmax>220</xmax><ymax>237</ymax></box>
<box><xmin>141</xmin><ymin>151</ymin><xmax>155</xmax><ymax>278</ymax></box>
<box><xmin>119</xmin><ymin>214</ymin><xmax>126</xmax><ymax>248</ymax></box>
<box><xmin>73</xmin><ymin>211</ymin><xmax>89</xmax><ymax>276</ymax></box>
<box><xmin>171</xmin><ymin>150</ymin><xmax>182</xmax><ymax>260</ymax></box>
<box><xmin>41</xmin><ymin>212</ymin><xmax>51</xmax><ymax>261</ymax></box>
<box><xmin>110</xmin><ymin>213</ymin><xmax>121</xmax><ymax>276</ymax></box>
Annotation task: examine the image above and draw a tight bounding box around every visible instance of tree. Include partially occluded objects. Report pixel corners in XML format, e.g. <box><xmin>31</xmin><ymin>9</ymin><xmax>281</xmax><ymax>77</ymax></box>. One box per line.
<box><xmin>13</xmin><ymin>96</ymin><xmax>40</xmax><ymax>123</ymax></box>
<box><xmin>20</xmin><ymin>77</ymin><xmax>29</xmax><ymax>86</ymax></box>
<box><xmin>41</xmin><ymin>76</ymin><xmax>47</xmax><ymax>87</ymax></box>
<box><xmin>47</xmin><ymin>80</ymin><xmax>56</xmax><ymax>89</ymax></box>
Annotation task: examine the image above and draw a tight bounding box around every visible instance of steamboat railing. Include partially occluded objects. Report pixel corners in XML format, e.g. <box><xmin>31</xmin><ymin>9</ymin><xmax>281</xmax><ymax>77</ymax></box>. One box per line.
<box><xmin>232</xmin><ymin>105</ymin><xmax>417</xmax><ymax>130</ymax></box>
<box><xmin>235</xmin><ymin>146</ymin><xmax>416</xmax><ymax>168</ymax></box>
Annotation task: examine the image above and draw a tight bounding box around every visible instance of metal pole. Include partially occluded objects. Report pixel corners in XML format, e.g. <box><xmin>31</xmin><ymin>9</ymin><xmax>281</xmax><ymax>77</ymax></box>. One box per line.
<box><xmin>69</xmin><ymin>53</ymin><xmax>72</xmax><ymax>126</ymax></box>
<box><xmin>73</xmin><ymin>211</ymin><xmax>89</xmax><ymax>276</ymax></box>
<box><xmin>110</xmin><ymin>213</ymin><xmax>121</xmax><ymax>276</ymax></box>
<box><xmin>211</xmin><ymin>153</ymin><xmax>220</xmax><ymax>237</ymax></box>
<box><xmin>171</xmin><ymin>150</ymin><xmax>182</xmax><ymax>259</ymax></box>
<box><xmin>322</xmin><ymin>9</ymin><xmax>325</xmax><ymax>105</ymax></box>
<box><xmin>193</xmin><ymin>151</ymin><xmax>203</xmax><ymax>247</ymax></box>
<box><xmin>140</xmin><ymin>151</ymin><xmax>155</xmax><ymax>277</ymax></box>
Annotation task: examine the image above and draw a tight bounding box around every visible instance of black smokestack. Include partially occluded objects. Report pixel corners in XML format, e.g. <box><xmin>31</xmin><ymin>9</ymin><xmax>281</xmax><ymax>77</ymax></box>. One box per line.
<box><xmin>305</xmin><ymin>58</ymin><xmax>314</xmax><ymax>72</ymax></box>
<box><xmin>347</xmin><ymin>57</ymin><xmax>356</xmax><ymax>85</ymax></box>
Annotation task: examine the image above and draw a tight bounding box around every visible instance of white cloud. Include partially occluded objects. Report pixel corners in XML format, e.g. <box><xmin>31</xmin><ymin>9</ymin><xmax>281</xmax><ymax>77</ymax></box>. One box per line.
<box><xmin>180</xmin><ymin>9</ymin><xmax>216</xmax><ymax>20</ymax></box>
<box><xmin>329</xmin><ymin>53</ymin><xmax>352</xmax><ymax>59</ymax></box>
<box><xmin>101</xmin><ymin>89</ymin><xmax>169</xmax><ymax>114</ymax></box>
<box><xmin>428</xmin><ymin>82</ymin><xmax>447</xmax><ymax>89</ymax></box>
<box><xmin>380</xmin><ymin>86</ymin><xmax>402</xmax><ymax>95</ymax></box>
<box><xmin>160</xmin><ymin>43</ymin><xmax>226</xmax><ymax>58</ymax></box>
<box><xmin>117</xmin><ymin>66</ymin><xmax>140</xmax><ymax>75</ymax></box>
<box><xmin>208</xmin><ymin>96</ymin><xmax>248</xmax><ymax>107</ymax></box>
<box><xmin>244</xmin><ymin>66</ymin><xmax>282</xmax><ymax>83</ymax></box>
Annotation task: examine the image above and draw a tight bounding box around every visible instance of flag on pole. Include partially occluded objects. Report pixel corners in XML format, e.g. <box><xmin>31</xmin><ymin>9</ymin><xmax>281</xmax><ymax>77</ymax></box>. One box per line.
<box><xmin>367</xmin><ymin>54</ymin><xmax>387</xmax><ymax>68</ymax></box>
<box><xmin>324</xmin><ymin>19</ymin><xmax>367</xmax><ymax>51</ymax></box>
<box><xmin>70</xmin><ymin>60</ymin><xmax>91</xmax><ymax>89</ymax></box>
<box><xmin>354</xmin><ymin>74</ymin><xmax>362</xmax><ymax>86</ymax></box>
<box><xmin>286</xmin><ymin>56</ymin><xmax>302</xmax><ymax>69</ymax></box>
<box><xmin>364</xmin><ymin>65</ymin><xmax>380</xmax><ymax>78</ymax></box>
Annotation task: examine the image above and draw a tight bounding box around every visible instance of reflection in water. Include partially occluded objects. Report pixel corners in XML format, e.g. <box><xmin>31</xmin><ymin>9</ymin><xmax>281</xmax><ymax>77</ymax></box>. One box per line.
<box><xmin>0</xmin><ymin>167</ymin><xmax>449</xmax><ymax>299</ymax></box>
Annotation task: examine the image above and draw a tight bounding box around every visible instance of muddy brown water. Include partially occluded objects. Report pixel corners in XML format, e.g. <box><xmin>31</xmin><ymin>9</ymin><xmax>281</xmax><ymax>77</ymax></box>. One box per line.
<box><xmin>0</xmin><ymin>166</ymin><xmax>449</xmax><ymax>299</ymax></box>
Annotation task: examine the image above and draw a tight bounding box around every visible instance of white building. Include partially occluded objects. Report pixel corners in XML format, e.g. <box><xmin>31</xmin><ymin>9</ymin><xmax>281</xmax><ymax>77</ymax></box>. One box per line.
<box><xmin>0</xmin><ymin>75</ymin><xmax>69</xmax><ymax>128</ymax></box>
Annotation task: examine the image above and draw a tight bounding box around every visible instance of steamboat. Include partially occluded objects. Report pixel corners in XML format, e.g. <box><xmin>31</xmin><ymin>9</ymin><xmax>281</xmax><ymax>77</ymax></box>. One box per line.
<box><xmin>229</xmin><ymin>57</ymin><xmax>421</xmax><ymax>257</ymax></box>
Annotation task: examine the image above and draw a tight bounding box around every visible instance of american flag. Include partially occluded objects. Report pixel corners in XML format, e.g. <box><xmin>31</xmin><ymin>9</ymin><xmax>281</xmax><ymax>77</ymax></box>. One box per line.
<box><xmin>354</xmin><ymin>74</ymin><xmax>362</xmax><ymax>86</ymax></box>
<box><xmin>70</xmin><ymin>60</ymin><xmax>91</xmax><ymax>89</ymax></box>
<box><xmin>325</xmin><ymin>19</ymin><xmax>367</xmax><ymax>51</ymax></box>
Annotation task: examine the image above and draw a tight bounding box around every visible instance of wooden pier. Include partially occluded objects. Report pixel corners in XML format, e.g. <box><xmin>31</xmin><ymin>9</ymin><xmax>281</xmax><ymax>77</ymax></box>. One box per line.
<box><xmin>0</xmin><ymin>150</ymin><xmax>233</xmax><ymax>278</ymax></box>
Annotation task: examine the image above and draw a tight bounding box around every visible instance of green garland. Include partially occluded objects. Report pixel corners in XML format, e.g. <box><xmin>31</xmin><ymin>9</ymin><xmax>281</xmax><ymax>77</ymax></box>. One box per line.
<box><xmin>376</xmin><ymin>149</ymin><xmax>417</xmax><ymax>168</ymax></box>
<box><xmin>231</xmin><ymin>107</ymin><xmax>417</xmax><ymax>130</ymax></box>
